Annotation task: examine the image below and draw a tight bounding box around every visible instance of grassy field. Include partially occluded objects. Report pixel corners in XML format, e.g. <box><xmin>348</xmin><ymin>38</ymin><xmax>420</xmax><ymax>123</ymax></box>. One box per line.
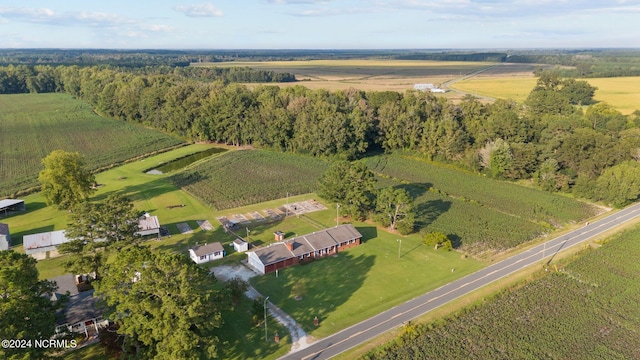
<box><xmin>366</xmin><ymin>154</ymin><xmax>600</xmax><ymax>225</ymax></box>
<box><xmin>450</xmin><ymin>75</ymin><xmax>640</xmax><ymax>114</ymax></box>
<box><xmin>195</xmin><ymin>59</ymin><xmax>494</xmax><ymax>92</ymax></box>
<box><xmin>0</xmin><ymin>93</ymin><xmax>184</xmax><ymax>197</ymax></box>
<box><xmin>169</xmin><ymin>149</ymin><xmax>329</xmax><ymax>210</ymax></box>
<box><xmin>363</xmin><ymin>224</ymin><xmax>640</xmax><ymax>359</ymax></box>
<box><xmin>249</xmin><ymin>216</ymin><xmax>485</xmax><ymax>339</ymax></box>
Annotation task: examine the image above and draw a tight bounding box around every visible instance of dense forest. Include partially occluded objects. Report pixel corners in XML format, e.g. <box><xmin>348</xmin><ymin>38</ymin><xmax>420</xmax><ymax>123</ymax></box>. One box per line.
<box><xmin>1</xmin><ymin>64</ymin><xmax>639</xmax><ymax>207</ymax></box>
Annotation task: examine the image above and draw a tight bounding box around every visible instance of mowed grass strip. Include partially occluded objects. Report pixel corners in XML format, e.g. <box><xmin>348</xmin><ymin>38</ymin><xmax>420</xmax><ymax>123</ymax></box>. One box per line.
<box><xmin>169</xmin><ymin>149</ymin><xmax>329</xmax><ymax>210</ymax></box>
<box><xmin>365</xmin><ymin>154</ymin><xmax>600</xmax><ymax>225</ymax></box>
<box><xmin>365</xmin><ymin>224</ymin><xmax>640</xmax><ymax>359</ymax></box>
<box><xmin>0</xmin><ymin>93</ymin><xmax>184</xmax><ymax>197</ymax></box>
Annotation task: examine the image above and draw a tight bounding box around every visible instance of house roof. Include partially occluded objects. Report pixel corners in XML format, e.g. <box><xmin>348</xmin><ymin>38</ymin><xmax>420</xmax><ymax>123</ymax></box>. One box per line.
<box><xmin>191</xmin><ymin>242</ymin><xmax>224</xmax><ymax>257</ymax></box>
<box><xmin>138</xmin><ymin>215</ymin><xmax>160</xmax><ymax>231</ymax></box>
<box><xmin>305</xmin><ymin>231</ymin><xmax>335</xmax><ymax>250</ymax></box>
<box><xmin>290</xmin><ymin>237</ymin><xmax>316</xmax><ymax>256</ymax></box>
<box><xmin>252</xmin><ymin>242</ymin><xmax>294</xmax><ymax>266</ymax></box>
<box><xmin>23</xmin><ymin>230</ymin><xmax>69</xmax><ymax>254</ymax></box>
<box><xmin>56</xmin><ymin>289</ymin><xmax>101</xmax><ymax>326</ymax></box>
<box><xmin>0</xmin><ymin>223</ymin><xmax>8</xmax><ymax>236</ymax></box>
<box><xmin>0</xmin><ymin>199</ymin><xmax>24</xmax><ymax>209</ymax></box>
<box><xmin>326</xmin><ymin>224</ymin><xmax>361</xmax><ymax>243</ymax></box>
<box><xmin>249</xmin><ymin>224</ymin><xmax>363</xmax><ymax>266</ymax></box>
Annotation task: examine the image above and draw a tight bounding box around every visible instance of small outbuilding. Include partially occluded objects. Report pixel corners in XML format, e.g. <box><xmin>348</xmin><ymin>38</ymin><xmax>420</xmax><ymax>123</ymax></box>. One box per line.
<box><xmin>189</xmin><ymin>242</ymin><xmax>225</xmax><ymax>264</ymax></box>
<box><xmin>0</xmin><ymin>199</ymin><xmax>25</xmax><ymax>217</ymax></box>
<box><xmin>23</xmin><ymin>230</ymin><xmax>70</xmax><ymax>258</ymax></box>
<box><xmin>135</xmin><ymin>213</ymin><xmax>160</xmax><ymax>237</ymax></box>
<box><xmin>0</xmin><ymin>223</ymin><xmax>10</xmax><ymax>251</ymax></box>
<box><xmin>233</xmin><ymin>238</ymin><xmax>249</xmax><ymax>253</ymax></box>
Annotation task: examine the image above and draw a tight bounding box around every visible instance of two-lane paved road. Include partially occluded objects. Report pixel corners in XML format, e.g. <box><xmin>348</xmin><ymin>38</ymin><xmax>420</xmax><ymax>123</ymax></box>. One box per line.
<box><xmin>281</xmin><ymin>202</ymin><xmax>640</xmax><ymax>360</ymax></box>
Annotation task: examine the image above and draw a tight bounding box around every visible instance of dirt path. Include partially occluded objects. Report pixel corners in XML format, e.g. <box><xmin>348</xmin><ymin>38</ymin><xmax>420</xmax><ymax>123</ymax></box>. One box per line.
<box><xmin>210</xmin><ymin>264</ymin><xmax>313</xmax><ymax>351</ymax></box>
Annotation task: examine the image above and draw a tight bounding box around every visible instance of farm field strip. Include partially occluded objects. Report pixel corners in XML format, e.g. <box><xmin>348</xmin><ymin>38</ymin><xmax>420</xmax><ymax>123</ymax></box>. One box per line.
<box><xmin>365</xmin><ymin>154</ymin><xmax>600</xmax><ymax>225</ymax></box>
<box><xmin>0</xmin><ymin>93</ymin><xmax>184</xmax><ymax>197</ymax></box>
<box><xmin>169</xmin><ymin>149</ymin><xmax>329</xmax><ymax>210</ymax></box>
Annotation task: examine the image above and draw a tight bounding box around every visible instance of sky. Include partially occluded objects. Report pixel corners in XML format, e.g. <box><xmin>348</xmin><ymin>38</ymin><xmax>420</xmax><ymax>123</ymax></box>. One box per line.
<box><xmin>0</xmin><ymin>1</ymin><xmax>639</xmax><ymax>49</ymax></box>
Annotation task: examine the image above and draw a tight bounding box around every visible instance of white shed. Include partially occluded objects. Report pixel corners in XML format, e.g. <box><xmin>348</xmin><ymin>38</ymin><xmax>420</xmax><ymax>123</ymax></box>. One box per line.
<box><xmin>233</xmin><ymin>238</ymin><xmax>249</xmax><ymax>253</ymax></box>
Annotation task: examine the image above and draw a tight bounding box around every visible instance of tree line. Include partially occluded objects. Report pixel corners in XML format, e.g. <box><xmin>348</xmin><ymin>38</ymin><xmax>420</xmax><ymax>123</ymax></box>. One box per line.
<box><xmin>2</xmin><ymin>64</ymin><xmax>640</xmax><ymax>207</ymax></box>
<box><xmin>0</xmin><ymin>64</ymin><xmax>295</xmax><ymax>94</ymax></box>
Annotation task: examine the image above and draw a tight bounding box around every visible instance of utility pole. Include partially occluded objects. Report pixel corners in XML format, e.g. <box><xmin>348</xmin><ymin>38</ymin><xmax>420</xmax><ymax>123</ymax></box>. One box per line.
<box><xmin>264</xmin><ymin>296</ymin><xmax>270</xmax><ymax>341</ymax></box>
<box><xmin>397</xmin><ymin>239</ymin><xmax>402</xmax><ymax>260</ymax></box>
<box><xmin>336</xmin><ymin>203</ymin><xmax>340</xmax><ymax>227</ymax></box>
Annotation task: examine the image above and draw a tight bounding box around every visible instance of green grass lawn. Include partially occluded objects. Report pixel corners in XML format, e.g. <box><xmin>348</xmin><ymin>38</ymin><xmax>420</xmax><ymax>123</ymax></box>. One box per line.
<box><xmin>249</xmin><ymin>215</ymin><xmax>484</xmax><ymax>338</ymax></box>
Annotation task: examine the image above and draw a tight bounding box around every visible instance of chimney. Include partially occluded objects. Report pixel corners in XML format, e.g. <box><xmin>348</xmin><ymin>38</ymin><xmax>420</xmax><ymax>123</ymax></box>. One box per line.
<box><xmin>274</xmin><ymin>231</ymin><xmax>284</xmax><ymax>241</ymax></box>
<box><xmin>285</xmin><ymin>241</ymin><xmax>293</xmax><ymax>252</ymax></box>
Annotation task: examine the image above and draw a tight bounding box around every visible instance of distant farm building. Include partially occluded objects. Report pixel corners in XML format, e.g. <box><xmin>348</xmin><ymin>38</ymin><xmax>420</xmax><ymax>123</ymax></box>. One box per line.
<box><xmin>413</xmin><ymin>83</ymin><xmax>446</xmax><ymax>93</ymax></box>
<box><xmin>23</xmin><ymin>230</ymin><xmax>71</xmax><ymax>259</ymax></box>
<box><xmin>0</xmin><ymin>223</ymin><xmax>10</xmax><ymax>250</ymax></box>
<box><xmin>135</xmin><ymin>213</ymin><xmax>160</xmax><ymax>237</ymax></box>
<box><xmin>189</xmin><ymin>242</ymin><xmax>225</xmax><ymax>264</ymax></box>
<box><xmin>247</xmin><ymin>224</ymin><xmax>362</xmax><ymax>275</ymax></box>
<box><xmin>0</xmin><ymin>199</ymin><xmax>25</xmax><ymax>217</ymax></box>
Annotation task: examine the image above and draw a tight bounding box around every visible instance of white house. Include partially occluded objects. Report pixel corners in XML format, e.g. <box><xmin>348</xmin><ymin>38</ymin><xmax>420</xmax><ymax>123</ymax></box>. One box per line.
<box><xmin>189</xmin><ymin>242</ymin><xmax>225</xmax><ymax>264</ymax></box>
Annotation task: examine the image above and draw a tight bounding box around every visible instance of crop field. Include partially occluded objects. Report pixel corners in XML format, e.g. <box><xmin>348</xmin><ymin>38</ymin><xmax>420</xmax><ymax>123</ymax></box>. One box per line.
<box><xmin>408</xmin><ymin>188</ymin><xmax>547</xmax><ymax>253</ymax></box>
<box><xmin>364</xmin><ymin>224</ymin><xmax>640</xmax><ymax>359</ymax></box>
<box><xmin>365</xmin><ymin>154</ymin><xmax>601</xmax><ymax>226</ymax></box>
<box><xmin>196</xmin><ymin>59</ymin><xmax>495</xmax><ymax>92</ymax></box>
<box><xmin>169</xmin><ymin>149</ymin><xmax>329</xmax><ymax>210</ymax></box>
<box><xmin>450</xmin><ymin>75</ymin><xmax>640</xmax><ymax>114</ymax></box>
<box><xmin>0</xmin><ymin>93</ymin><xmax>184</xmax><ymax>197</ymax></box>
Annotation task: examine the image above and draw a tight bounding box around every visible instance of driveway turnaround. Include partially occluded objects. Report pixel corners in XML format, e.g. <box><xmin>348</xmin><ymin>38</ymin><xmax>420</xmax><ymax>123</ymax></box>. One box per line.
<box><xmin>280</xmin><ymin>202</ymin><xmax>640</xmax><ymax>360</ymax></box>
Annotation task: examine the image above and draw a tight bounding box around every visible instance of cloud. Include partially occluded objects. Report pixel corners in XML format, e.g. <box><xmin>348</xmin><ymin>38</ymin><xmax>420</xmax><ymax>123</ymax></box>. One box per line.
<box><xmin>287</xmin><ymin>7</ymin><xmax>368</xmax><ymax>16</ymax></box>
<box><xmin>141</xmin><ymin>24</ymin><xmax>177</xmax><ymax>33</ymax></box>
<box><xmin>266</xmin><ymin>0</ymin><xmax>332</xmax><ymax>4</ymax></box>
<box><xmin>376</xmin><ymin>0</ymin><xmax>640</xmax><ymax>19</ymax></box>
<box><xmin>0</xmin><ymin>6</ymin><xmax>132</xmax><ymax>27</ymax></box>
<box><xmin>174</xmin><ymin>3</ymin><xmax>223</xmax><ymax>17</ymax></box>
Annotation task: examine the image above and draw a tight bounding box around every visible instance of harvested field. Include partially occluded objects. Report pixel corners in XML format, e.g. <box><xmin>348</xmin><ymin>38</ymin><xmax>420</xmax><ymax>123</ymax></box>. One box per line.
<box><xmin>195</xmin><ymin>60</ymin><xmax>495</xmax><ymax>93</ymax></box>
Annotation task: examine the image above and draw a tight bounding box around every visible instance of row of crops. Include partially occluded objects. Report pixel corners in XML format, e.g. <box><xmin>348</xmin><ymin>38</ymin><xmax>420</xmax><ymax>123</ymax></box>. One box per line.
<box><xmin>0</xmin><ymin>94</ymin><xmax>184</xmax><ymax>197</ymax></box>
<box><xmin>365</xmin><ymin>154</ymin><xmax>601</xmax><ymax>225</ymax></box>
<box><xmin>364</xmin><ymin>224</ymin><xmax>640</xmax><ymax>359</ymax></box>
<box><xmin>169</xmin><ymin>149</ymin><xmax>329</xmax><ymax>210</ymax></box>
